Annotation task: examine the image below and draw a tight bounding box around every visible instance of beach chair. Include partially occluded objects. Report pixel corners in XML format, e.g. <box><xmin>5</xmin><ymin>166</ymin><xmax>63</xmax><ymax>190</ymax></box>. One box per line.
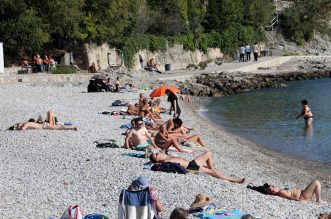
<box><xmin>118</xmin><ymin>188</ymin><xmax>159</xmax><ymax>219</ymax></box>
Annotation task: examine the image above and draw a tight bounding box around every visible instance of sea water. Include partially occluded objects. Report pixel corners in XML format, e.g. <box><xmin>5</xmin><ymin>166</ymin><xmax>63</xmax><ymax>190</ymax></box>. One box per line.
<box><xmin>201</xmin><ymin>78</ymin><xmax>331</xmax><ymax>163</ymax></box>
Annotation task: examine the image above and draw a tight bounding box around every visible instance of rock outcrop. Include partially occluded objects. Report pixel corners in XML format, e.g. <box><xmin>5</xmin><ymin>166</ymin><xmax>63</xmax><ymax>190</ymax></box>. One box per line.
<box><xmin>179</xmin><ymin>70</ymin><xmax>331</xmax><ymax>97</ymax></box>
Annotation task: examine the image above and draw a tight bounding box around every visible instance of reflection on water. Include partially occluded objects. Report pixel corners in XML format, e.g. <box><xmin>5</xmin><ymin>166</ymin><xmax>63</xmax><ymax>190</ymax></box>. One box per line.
<box><xmin>303</xmin><ymin>125</ymin><xmax>313</xmax><ymax>139</ymax></box>
<box><xmin>202</xmin><ymin>78</ymin><xmax>331</xmax><ymax>163</ymax></box>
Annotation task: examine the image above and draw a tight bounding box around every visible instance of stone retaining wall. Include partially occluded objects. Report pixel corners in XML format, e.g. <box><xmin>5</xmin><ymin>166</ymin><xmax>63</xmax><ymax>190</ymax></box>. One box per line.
<box><xmin>82</xmin><ymin>43</ymin><xmax>223</xmax><ymax>71</ymax></box>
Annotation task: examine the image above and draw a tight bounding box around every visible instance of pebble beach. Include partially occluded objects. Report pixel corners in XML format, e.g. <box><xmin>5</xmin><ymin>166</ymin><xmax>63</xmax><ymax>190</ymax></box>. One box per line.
<box><xmin>0</xmin><ymin>83</ymin><xmax>330</xmax><ymax>219</ymax></box>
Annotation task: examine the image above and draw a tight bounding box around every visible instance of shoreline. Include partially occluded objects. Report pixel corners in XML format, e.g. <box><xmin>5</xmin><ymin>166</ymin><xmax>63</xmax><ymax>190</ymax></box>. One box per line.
<box><xmin>0</xmin><ymin>84</ymin><xmax>330</xmax><ymax>218</ymax></box>
<box><xmin>182</xmin><ymin>102</ymin><xmax>331</xmax><ymax>179</ymax></box>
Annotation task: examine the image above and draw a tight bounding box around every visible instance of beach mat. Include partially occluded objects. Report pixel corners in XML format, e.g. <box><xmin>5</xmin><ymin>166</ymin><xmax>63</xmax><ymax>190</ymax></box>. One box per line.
<box><xmin>194</xmin><ymin>209</ymin><xmax>260</xmax><ymax>219</ymax></box>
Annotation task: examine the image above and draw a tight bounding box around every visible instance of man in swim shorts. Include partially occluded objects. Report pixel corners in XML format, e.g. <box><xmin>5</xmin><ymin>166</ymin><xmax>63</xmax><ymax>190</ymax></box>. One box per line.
<box><xmin>124</xmin><ymin>117</ymin><xmax>157</xmax><ymax>150</ymax></box>
<box><xmin>150</xmin><ymin>151</ymin><xmax>245</xmax><ymax>184</ymax></box>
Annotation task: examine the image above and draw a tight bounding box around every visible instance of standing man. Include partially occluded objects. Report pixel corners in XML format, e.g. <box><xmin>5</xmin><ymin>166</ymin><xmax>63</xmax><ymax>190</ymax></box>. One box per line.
<box><xmin>253</xmin><ymin>42</ymin><xmax>259</xmax><ymax>62</ymax></box>
<box><xmin>139</xmin><ymin>54</ymin><xmax>144</xmax><ymax>71</ymax></box>
<box><xmin>165</xmin><ymin>89</ymin><xmax>181</xmax><ymax>118</ymax></box>
<box><xmin>245</xmin><ymin>44</ymin><xmax>251</xmax><ymax>62</ymax></box>
<box><xmin>239</xmin><ymin>45</ymin><xmax>245</xmax><ymax>62</ymax></box>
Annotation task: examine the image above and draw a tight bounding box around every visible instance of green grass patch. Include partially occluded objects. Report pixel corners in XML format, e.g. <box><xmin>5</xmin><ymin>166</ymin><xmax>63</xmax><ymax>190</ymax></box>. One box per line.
<box><xmin>52</xmin><ymin>65</ymin><xmax>77</xmax><ymax>74</ymax></box>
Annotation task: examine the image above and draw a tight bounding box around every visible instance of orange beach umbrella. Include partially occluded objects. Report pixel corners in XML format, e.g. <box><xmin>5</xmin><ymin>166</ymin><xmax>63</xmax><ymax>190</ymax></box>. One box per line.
<box><xmin>150</xmin><ymin>86</ymin><xmax>180</xmax><ymax>98</ymax></box>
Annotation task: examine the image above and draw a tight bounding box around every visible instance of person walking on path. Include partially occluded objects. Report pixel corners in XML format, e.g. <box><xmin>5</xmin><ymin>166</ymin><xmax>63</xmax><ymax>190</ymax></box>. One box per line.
<box><xmin>245</xmin><ymin>44</ymin><xmax>251</xmax><ymax>62</ymax></box>
<box><xmin>253</xmin><ymin>42</ymin><xmax>259</xmax><ymax>62</ymax></box>
<box><xmin>239</xmin><ymin>45</ymin><xmax>245</xmax><ymax>62</ymax></box>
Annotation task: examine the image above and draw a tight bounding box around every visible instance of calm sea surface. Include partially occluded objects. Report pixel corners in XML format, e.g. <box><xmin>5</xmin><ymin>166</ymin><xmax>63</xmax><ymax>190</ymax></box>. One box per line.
<box><xmin>201</xmin><ymin>78</ymin><xmax>331</xmax><ymax>163</ymax></box>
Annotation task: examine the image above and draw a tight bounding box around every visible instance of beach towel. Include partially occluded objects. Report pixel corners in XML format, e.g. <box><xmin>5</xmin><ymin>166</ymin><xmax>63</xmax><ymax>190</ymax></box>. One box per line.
<box><xmin>151</xmin><ymin>162</ymin><xmax>187</xmax><ymax>174</ymax></box>
<box><xmin>193</xmin><ymin>209</ymin><xmax>260</xmax><ymax>219</ymax></box>
<box><xmin>120</xmin><ymin>124</ymin><xmax>132</xmax><ymax>129</ymax></box>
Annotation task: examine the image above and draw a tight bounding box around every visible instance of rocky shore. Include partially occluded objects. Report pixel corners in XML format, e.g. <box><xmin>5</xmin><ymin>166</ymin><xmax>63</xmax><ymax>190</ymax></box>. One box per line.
<box><xmin>174</xmin><ymin>57</ymin><xmax>331</xmax><ymax>97</ymax></box>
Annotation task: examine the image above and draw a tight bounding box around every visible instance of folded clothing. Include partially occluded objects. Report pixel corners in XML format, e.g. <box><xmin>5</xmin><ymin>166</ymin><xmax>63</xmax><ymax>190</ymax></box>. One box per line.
<box><xmin>112</xmin><ymin>100</ymin><xmax>128</xmax><ymax>106</ymax></box>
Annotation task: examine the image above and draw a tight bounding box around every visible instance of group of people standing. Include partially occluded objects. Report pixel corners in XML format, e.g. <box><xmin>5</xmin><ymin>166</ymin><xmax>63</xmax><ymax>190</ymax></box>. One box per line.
<box><xmin>239</xmin><ymin>43</ymin><xmax>262</xmax><ymax>62</ymax></box>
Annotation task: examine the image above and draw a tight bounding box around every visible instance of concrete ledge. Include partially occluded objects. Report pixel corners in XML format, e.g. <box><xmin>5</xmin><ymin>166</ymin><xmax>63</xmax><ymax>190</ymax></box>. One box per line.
<box><xmin>0</xmin><ymin>73</ymin><xmax>92</xmax><ymax>84</ymax></box>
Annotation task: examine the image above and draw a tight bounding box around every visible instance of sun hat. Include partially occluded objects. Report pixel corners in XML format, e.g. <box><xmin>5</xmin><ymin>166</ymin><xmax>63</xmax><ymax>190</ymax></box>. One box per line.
<box><xmin>131</xmin><ymin>176</ymin><xmax>149</xmax><ymax>190</ymax></box>
<box><xmin>190</xmin><ymin>194</ymin><xmax>213</xmax><ymax>208</ymax></box>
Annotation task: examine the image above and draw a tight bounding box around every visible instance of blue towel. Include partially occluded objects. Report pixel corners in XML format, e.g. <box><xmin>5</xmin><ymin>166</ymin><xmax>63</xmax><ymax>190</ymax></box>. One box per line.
<box><xmin>120</xmin><ymin>124</ymin><xmax>132</xmax><ymax>129</ymax></box>
<box><xmin>194</xmin><ymin>209</ymin><xmax>260</xmax><ymax>219</ymax></box>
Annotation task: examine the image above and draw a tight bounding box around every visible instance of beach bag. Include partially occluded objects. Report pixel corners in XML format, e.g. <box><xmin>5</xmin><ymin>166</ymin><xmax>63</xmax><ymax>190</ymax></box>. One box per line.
<box><xmin>60</xmin><ymin>205</ymin><xmax>84</xmax><ymax>219</ymax></box>
<box><xmin>83</xmin><ymin>213</ymin><xmax>108</xmax><ymax>219</ymax></box>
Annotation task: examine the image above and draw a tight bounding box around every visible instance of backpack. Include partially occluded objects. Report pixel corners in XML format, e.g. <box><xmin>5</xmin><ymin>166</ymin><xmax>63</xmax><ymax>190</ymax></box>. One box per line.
<box><xmin>60</xmin><ymin>205</ymin><xmax>84</xmax><ymax>219</ymax></box>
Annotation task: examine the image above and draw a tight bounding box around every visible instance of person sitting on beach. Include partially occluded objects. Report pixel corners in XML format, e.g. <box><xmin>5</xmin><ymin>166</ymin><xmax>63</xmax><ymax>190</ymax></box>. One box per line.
<box><xmin>70</xmin><ymin>62</ymin><xmax>81</xmax><ymax>71</ymax></box>
<box><xmin>179</xmin><ymin>87</ymin><xmax>192</xmax><ymax>103</ymax></box>
<box><xmin>150</xmin><ymin>151</ymin><xmax>245</xmax><ymax>184</ymax></box>
<box><xmin>123</xmin><ymin>117</ymin><xmax>157</xmax><ymax>150</ymax></box>
<box><xmin>296</xmin><ymin>99</ymin><xmax>313</xmax><ymax>126</ymax></box>
<box><xmin>138</xmin><ymin>93</ymin><xmax>146</xmax><ymax>108</ymax></box>
<box><xmin>138</xmin><ymin>98</ymin><xmax>162</xmax><ymax>122</ymax></box>
<box><xmin>251</xmin><ymin>180</ymin><xmax>326</xmax><ymax>204</ymax></box>
<box><xmin>148</xmin><ymin>57</ymin><xmax>161</xmax><ymax>73</ymax></box>
<box><xmin>115</xmin><ymin>77</ymin><xmax>121</xmax><ymax>92</ymax></box>
<box><xmin>319</xmin><ymin>213</ymin><xmax>331</xmax><ymax>219</ymax></box>
<box><xmin>88</xmin><ymin>62</ymin><xmax>97</xmax><ymax>73</ymax></box>
<box><xmin>165</xmin><ymin>118</ymin><xmax>193</xmax><ymax>134</ymax></box>
<box><xmin>9</xmin><ymin>110</ymin><xmax>78</xmax><ymax>131</ymax></box>
<box><xmin>155</xmin><ymin>124</ymin><xmax>193</xmax><ymax>154</ymax></box>
<box><xmin>168</xmin><ymin>118</ymin><xmax>205</xmax><ymax>147</ymax></box>
<box><xmin>170</xmin><ymin>207</ymin><xmax>188</xmax><ymax>219</ymax></box>
<box><xmin>34</xmin><ymin>55</ymin><xmax>43</xmax><ymax>72</ymax></box>
<box><xmin>126</xmin><ymin>176</ymin><xmax>163</xmax><ymax>217</ymax></box>
<box><xmin>126</xmin><ymin>103</ymin><xmax>139</xmax><ymax>116</ymax></box>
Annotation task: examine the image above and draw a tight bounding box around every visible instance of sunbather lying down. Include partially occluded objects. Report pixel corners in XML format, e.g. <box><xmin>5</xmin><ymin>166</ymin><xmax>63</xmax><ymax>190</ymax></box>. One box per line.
<box><xmin>12</xmin><ymin>122</ymin><xmax>78</xmax><ymax>131</ymax></box>
<box><xmin>265</xmin><ymin>180</ymin><xmax>327</xmax><ymax>204</ymax></box>
<box><xmin>9</xmin><ymin>110</ymin><xmax>78</xmax><ymax>131</ymax></box>
<box><xmin>150</xmin><ymin>151</ymin><xmax>245</xmax><ymax>184</ymax></box>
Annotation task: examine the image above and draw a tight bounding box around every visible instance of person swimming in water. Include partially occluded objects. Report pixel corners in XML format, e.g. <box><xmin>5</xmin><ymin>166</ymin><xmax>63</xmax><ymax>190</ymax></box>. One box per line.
<box><xmin>296</xmin><ymin>99</ymin><xmax>313</xmax><ymax>127</ymax></box>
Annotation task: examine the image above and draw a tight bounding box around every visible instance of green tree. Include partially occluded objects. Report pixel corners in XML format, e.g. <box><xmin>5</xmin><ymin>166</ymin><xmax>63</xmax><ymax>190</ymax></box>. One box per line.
<box><xmin>0</xmin><ymin>1</ymin><xmax>49</xmax><ymax>56</ymax></box>
<box><xmin>83</xmin><ymin>0</ymin><xmax>137</xmax><ymax>41</ymax></box>
<box><xmin>146</xmin><ymin>0</ymin><xmax>187</xmax><ymax>35</ymax></box>
<box><xmin>243</xmin><ymin>0</ymin><xmax>275</xmax><ymax>27</ymax></box>
<box><xmin>2</xmin><ymin>10</ymin><xmax>49</xmax><ymax>55</ymax></box>
<box><xmin>281</xmin><ymin>0</ymin><xmax>331</xmax><ymax>44</ymax></box>
<box><xmin>31</xmin><ymin>0</ymin><xmax>85</xmax><ymax>45</ymax></box>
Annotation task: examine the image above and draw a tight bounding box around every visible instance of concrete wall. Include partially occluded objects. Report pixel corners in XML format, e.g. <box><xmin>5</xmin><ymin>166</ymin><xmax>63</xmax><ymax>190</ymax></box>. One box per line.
<box><xmin>83</xmin><ymin>43</ymin><xmax>223</xmax><ymax>71</ymax></box>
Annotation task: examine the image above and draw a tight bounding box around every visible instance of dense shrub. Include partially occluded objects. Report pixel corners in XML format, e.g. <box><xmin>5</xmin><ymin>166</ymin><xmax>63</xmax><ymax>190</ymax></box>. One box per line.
<box><xmin>52</xmin><ymin>65</ymin><xmax>77</xmax><ymax>74</ymax></box>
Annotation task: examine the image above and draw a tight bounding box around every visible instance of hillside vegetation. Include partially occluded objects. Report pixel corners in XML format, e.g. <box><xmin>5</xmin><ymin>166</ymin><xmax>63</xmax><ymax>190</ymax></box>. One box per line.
<box><xmin>0</xmin><ymin>0</ymin><xmax>330</xmax><ymax>65</ymax></box>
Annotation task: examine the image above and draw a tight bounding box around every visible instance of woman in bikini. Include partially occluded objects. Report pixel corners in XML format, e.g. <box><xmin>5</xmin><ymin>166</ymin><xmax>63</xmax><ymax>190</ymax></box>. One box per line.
<box><xmin>168</xmin><ymin>118</ymin><xmax>205</xmax><ymax>147</ymax></box>
<box><xmin>138</xmin><ymin>98</ymin><xmax>162</xmax><ymax>122</ymax></box>
<box><xmin>155</xmin><ymin>125</ymin><xmax>193</xmax><ymax>154</ymax></box>
<box><xmin>10</xmin><ymin>111</ymin><xmax>78</xmax><ymax>131</ymax></box>
<box><xmin>296</xmin><ymin>99</ymin><xmax>313</xmax><ymax>127</ymax></box>
<box><xmin>266</xmin><ymin>180</ymin><xmax>326</xmax><ymax>204</ymax></box>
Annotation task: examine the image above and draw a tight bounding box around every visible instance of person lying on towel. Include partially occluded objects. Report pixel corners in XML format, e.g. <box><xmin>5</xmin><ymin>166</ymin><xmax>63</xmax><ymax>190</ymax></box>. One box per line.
<box><xmin>150</xmin><ymin>151</ymin><xmax>245</xmax><ymax>184</ymax></box>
